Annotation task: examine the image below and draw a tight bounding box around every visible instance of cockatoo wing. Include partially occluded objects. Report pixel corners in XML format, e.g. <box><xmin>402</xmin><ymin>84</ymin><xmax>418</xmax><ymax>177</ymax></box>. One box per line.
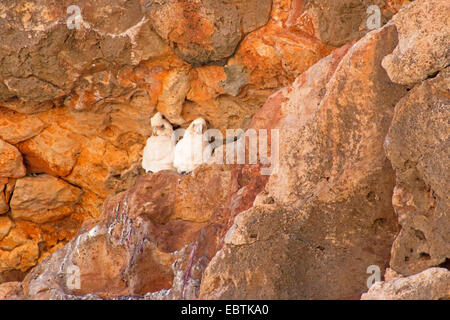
<box><xmin>146</xmin><ymin>136</ymin><xmax>175</xmax><ymax>161</ymax></box>
<box><xmin>174</xmin><ymin>133</ymin><xmax>214</xmax><ymax>173</ymax></box>
<box><xmin>142</xmin><ymin>136</ymin><xmax>175</xmax><ymax>173</ymax></box>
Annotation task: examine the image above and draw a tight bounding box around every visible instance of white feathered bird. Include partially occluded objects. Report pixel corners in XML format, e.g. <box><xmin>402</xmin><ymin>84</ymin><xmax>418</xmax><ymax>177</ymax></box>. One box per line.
<box><xmin>142</xmin><ymin>112</ymin><xmax>176</xmax><ymax>173</ymax></box>
<box><xmin>173</xmin><ymin>118</ymin><xmax>213</xmax><ymax>174</ymax></box>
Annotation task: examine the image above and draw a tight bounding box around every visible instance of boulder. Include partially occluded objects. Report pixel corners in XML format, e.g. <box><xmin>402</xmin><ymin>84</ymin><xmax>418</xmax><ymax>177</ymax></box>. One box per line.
<box><xmin>0</xmin><ymin>139</ymin><xmax>26</xmax><ymax>178</ymax></box>
<box><xmin>362</xmin><ymin>268</ymin><xmax>450</xmax><ymax>300</ymax></box>
<box><xmin>10</xmin><ymin>174</ymin><xmax>83</xmax><ymax>224</ymax></box>
<box><xmin>385</xmin><ymin>68</ymin><xmax>450</xmax><ymax>276</ymax></box>
<box><xmin>382</xmin><ymin>0</ymin><xmax>450</xmax><ymax>85</ymax></box>
<box><xmin>200</xmin><ymin>23</ymin><xmax>408</xmax><ymax>299</ymax></box>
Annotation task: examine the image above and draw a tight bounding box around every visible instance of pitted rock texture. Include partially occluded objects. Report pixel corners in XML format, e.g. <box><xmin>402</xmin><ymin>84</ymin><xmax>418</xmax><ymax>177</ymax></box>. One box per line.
<box><xmin>21</xmin><ymin>166</ymin><xmax>232</xmax><ymax>299</ymax></box>
<box><xmin>362</xmin><ymin>268</ymin><xmax>450</xmax><ymax>300</ymax></box>
<box><xmin>385</xmin><ymin>67</ymin><xmax>450</xmax><ymax>276</ymax></box>
<box><xmin>0</xmin><ymin>0</ymin><xmax>445</xmax><ymax>301</ymax></box>
<box><xmin>200</xmin><ymin>23</ymin><xmax>408</xmax><ymax>299</ymax></box>
<box><xmin>0</xmin><ymin>0</ymin><xmax>350</xmax><ymax>278</ymax></box>
<box><xmin>382</xmin><ymin>0</ymin><xmax>450</xmax><ymax>85</ymax></box>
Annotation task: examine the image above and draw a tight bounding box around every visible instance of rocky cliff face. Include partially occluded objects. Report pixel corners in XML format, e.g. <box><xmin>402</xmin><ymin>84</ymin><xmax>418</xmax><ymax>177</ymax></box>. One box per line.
<box><xmin>0</xmin><ymin>0</ymin><xmax>448</xmax><ymax>300</ymax></box>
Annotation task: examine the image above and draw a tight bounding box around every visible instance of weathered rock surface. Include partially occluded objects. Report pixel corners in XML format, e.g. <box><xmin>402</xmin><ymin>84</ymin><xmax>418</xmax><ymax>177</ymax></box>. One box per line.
<box><xmin>0</xmin><ymin>281</ymin><xmax>24</xmax><ymax>300</ymax></box>
<box><xmin>18</xmin><ymin>125</ymin><xmax>82</xmax><ymax>177</ymax></box>
<box><xmin>21</xmin><ymin>166</ymin><xmax>232</xmax><ymax>299</ymax></box>
<box><xmin>0</xmin><ymin>107</ymin><xmax>46</xmax><ymax>144</ymax></box>
<box><xmin>0</xmin><ymin>0</ymin><xmax>446</xmax><ymax>301</ymax></box>
<box><xmin>362</xmin><ymin>268</ymin><xmax>450</xmax><ymax>300</ymax></box>
<box><xmin>200</xmin><ymin>23</ymin><xmax>408</xmax><ymax>299</ymax></box>
<box><xmin>385</xmin><ymin>67</ymin><xmax>450</xmax><ymax>276</ymax></box>
<box><xmin>10</xmin><ymin>174</ymin><xmax>83</xmax><ymax>224</ymax></box>
<box><xmin>0</xmin><ymin>178</ymin><xmax>14</xmax><ymax>215</ymax></box>
<box><xmin>0</xmin><ymin>216</ymin><xmax>12</xmax><ymax>240</ymax></box>
<box><xmin>0</xmin><ymin>139</ymin><xmax>26</xmax><ymax>178</ymax></box>
<box><xmin>382</xmin><ymin>0</ymin><xmax>450</xmax><ymax>85</ymax></box>
<box><xmin>148</xmin><ymin>0</ymin><xmax>271</xmax><ymax>66</ymax></box>
<box><xmin>0</xmin><ymin>0</ymin><xmax>166</xmax><ymax>107</ymax></box>
<box><xmin>0</xmin><ymin>174</ymin><xmax>90</xmax><ymax>279</ymax></box>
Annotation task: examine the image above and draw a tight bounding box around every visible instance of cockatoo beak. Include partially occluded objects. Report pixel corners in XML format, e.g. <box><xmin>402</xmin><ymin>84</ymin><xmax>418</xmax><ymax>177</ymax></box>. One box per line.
<box><xmin>195</xmin><ymin>123</ymin><xmax>203</xmax><ymax>134</ymax></box>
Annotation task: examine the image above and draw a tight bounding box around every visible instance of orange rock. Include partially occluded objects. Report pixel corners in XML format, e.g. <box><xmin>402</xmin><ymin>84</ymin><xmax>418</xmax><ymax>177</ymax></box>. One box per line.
<box><xmin>18</xmin><ymin>125</ymin><xmax>82</xmax><ymax>177</ymax></box>
<box><xmin>173</xmin><ymin>165</ymin><xmax>232</xmax><ymax>223</ymax></box>
<box><xmin>0</xmin><ymin>139</ymin><xmax>26</xmax><ymax>179</ymax></box>
<box><xmin>78</xmin><ymin>191</ymin><xmax>105</xmax><ymax>219</ymax></box>
<box><xmin>0</xmin><ymin>220</ymin><xmax>42</xmax><ymax>275</ymax></box>
<box><xmin>0</xmin><ymin>240</ymin><xmax>40</xmax><ymax>273</ymax></box>
<box><xmin>187</xmin><ymin>66</ymin><xmax>226</xmax><ymax>103</ymax></box>
<box><xmin>0</xmin><ymin>216</ymin><xmax>12</xmax><ymax>241</ymax></box>
<box><xmin>10</xmin><ymin>174</ymin><xmax>82</xmax><ymax>224</ymax></box>
<box><xmin>65</xmin><ymin>136</ymin><xmax>141</xmax><ymax>197</ymax></box>
<box><xmin>0</xmin><ymin>181</ymin><xmax>9</xmax><ymax>215</ymax></box>
<box><xmin>0</xmin><ymin>178</ymin><xmax>14</xmax><ymax>214</ymax></box>
<box><xmin>156</xmin><ymin>68</ymin><xmax>190</xmax><ymax>125</ymax></box>
<box><xmin>0</xmin><ymin>281</ymin><xmax>23</xmax><ymax>300</ymax></box>
<box><xmin>148</xmin><ymin>0</ymin><xmax>240</xmax><ymax>65</ymax></box>
<box><xmin>0</xmin><ymin>107</ymin><xmax>46</xmax><ymax>144</ymax></box>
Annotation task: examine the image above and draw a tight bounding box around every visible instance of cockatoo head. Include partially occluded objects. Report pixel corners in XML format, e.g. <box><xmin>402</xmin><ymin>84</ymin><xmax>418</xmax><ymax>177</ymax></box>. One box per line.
<box><xmin>151</xmin><ymin>112</ymin><xmax>173</xmax><ymax>136</ymax></box>
<box><xmin>187</xmin><ymin>118</ymin><xmax>207</xmax><ymax>135</ymax></box>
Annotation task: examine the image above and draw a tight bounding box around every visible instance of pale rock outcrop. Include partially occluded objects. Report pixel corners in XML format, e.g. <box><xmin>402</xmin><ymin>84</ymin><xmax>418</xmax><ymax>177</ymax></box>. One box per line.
<box><xmin>382</xmin><ymin>0</ymin><xmax>450</xmax><ymax>85</ymax></box>
<box><xmin>156</xmin><ymin>69</ymin><xmax>190</xmax><ymax>125</ymax></box>
<box><xmin>385</xmin><ymin>67</ymin><xmax>450</xmax><ymax>276</ymax></box>
<box><xmin>0</xmin><ymin>0</ymin><xmax>434</xmax><ymax>296</ymax></box>
<box><xmin>0</xmin><ymin>281</ymin><xmax>24</xmax><ymax>300</ymax></box>
<box><xmin>362</xmin><ymin>268</ymin><xmax>450</xmax><ymax>300</ymax></box>
<box><xmin>200</xmin><ymin>23</ymin><xmax>408</xmax><ymax>300</ymax></box>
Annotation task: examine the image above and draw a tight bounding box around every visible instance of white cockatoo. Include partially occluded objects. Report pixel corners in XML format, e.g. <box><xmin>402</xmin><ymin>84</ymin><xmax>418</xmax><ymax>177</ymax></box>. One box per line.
<box><xmin>142</xmin><ymin>112</ymin><xmax>176</xmax><ymax>173</ymax></box>
<box><xmin>173</xmin><ymin>118</ymin><xmax>213</xmax><ymax>174</ymax></box>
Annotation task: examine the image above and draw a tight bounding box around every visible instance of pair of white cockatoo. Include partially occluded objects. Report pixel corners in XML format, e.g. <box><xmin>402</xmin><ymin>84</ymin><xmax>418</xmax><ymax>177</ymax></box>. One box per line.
<box><xmin>142</xmin><ymin>112</ymin><xmax>213</xmax><ymax>174</ymax></box>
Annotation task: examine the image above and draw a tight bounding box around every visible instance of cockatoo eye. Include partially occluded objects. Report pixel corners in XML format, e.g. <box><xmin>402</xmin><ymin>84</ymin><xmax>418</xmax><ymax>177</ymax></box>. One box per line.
<box><xmin>161</xmin><ymin>124</ymin><xmax>165</xmax><ymax>129</ymax></box>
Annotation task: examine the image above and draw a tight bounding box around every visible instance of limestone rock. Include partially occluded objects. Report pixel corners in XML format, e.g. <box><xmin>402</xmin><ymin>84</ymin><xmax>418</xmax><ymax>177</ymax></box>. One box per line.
<box><xmin>309</xmin><ymin>0</ymin><xmax>405</xmax><ymax>47</ymax></box>
<box><xmin>200</xmin><ymin>23</ymin><xmax>408</xmax><ymax>300</ymax></box>
<box><xmin>238</xmin><ymin>0</ymin><xmax>273</xmax><ymax>32</ymax></box>
<box><xmin>0</xmin><ymin>179</ymin><xmax>14</xmax><ymax>215</ymax></box>
<box><xmin>0</xmin><ymin>139</ymin><xmax>26</xmax><ymax>178</ymax></box>
<box><xmin>156</xmin><ymin>69</ymin><xmax>190</xmax><ymax>125</ymax></box>
<box><xmin>0</xmin><ymin>216</ymin><xmax>12</xmax><ymax>241</ymax></box>
<box><xmin>0</xmin><ymin>235</ymin><xmax>40</xmax><ymax>275</ymax></box>
<box><xmin>174</xmin><ymin>165</ymin><xmax>232</xmax><ymax>223</ymax></box>
<box><xmin>10</xmin><ymin>174</ymin><xmax>83</xmax><ymax>224</ymax></box>
<box><xmin>148</xmin><ymin>0</ymin><xmax>270</xmax><ymax>66</ymax></box>
<box><xmin>362</xmin><ymin>268</ymin><xmax>450</xmax><ymax>300</ymax></box>
<box><xmin>18</xmin><ymin>124</ymin><xmax>82</xmax><ymax>177</ymax></box>
<box><xmin>382</xmin><ymin>0</ymin><xmax>450</xmax><ymax>85</ymax></box>
<box><xmin>0</xmin><ymin>281</ymin><xmax>24</xmax><ymax>300</ymax></box>
<box><xmin>0</xmin><ymin>0</ymin><xmax>445</xmax><ymax>300</ymax></box>
<box><xmin>0</xmin><ymin>0</ymin><xmax>166</xmax><ymax>109</ymax></box>
<box><xmin>187</xmin><ymin>66</ymin><xmax>227</xmax><ymax>103</ymax></box>
<box><xmin>385</xmin><ymin>68</ymin><xmax>450</xmax><ymax>276</ymax></box>
<box><xmin>65</xmin><ymin>136</ymin><xmax>142</xmax><ymax>198</ymax></box>
<box><xmin>182</xmin><ymin>95</ymin><xmax>260</xmax><ymax>135</ymax></box>
<box><xmin>0</xmin><ymin>107</ymin><xmax>46</xmax><ymax>144</ymax></box>
<box><xmin>21</xmin><ymin>168</ymin><xmax>228</xmax><ymax>298</ymax></box>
